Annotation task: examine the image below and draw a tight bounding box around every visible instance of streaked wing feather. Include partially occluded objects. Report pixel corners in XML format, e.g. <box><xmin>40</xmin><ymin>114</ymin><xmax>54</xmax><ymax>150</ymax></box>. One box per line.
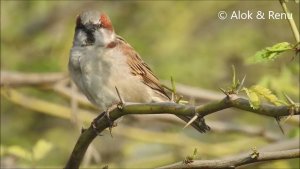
<box><xmin>115</xmin><ymin>36</ymin><xmax>209</xmax><ymax>133</ymax></box>
<box><xmin>116</xmin><ymin>36</ymin><xmax>170</xmax><ymax>99</ymax></box>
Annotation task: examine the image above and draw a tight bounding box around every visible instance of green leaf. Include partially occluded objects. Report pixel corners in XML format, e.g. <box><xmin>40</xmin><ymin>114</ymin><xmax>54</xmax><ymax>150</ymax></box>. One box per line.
<box><xmin>32</xmin><ymin>139</ymin><xmax>53</xmax><ymax>161</ymax></box>
<box><xmin>242</xmin><ymin>87</ymin><xmax>260</xmax><ymax>109</ymax></box>
<box><xmin>248</xmin><ymin>42</ymin><xmax>293</xmax><ymax>63</ymax></box>
<box><xmin>250</xmin><ymin>85</ymin><xmax>285</xmax><ymax>106</ymax></box>
<box><xmin>266</xmin><ymin>42</ymin><xmax>293</xmax><ymax>52</ymax></box>
<box><xmin>230</xmin><ymin>65</ymin><xmax>241</xmax><ymax>91</ymax></box>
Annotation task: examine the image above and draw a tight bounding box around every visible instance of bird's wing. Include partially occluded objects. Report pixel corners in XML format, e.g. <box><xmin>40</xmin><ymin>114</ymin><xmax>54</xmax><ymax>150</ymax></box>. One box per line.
<box><xmin>116</xmin><ymin>36</ymin><xmax>170</xmax><ymax>100</ymax></box>
<box><xmin>114</xmin><ymin>36</ymin><xmax>210</xmax><ymax>133</ymax></box>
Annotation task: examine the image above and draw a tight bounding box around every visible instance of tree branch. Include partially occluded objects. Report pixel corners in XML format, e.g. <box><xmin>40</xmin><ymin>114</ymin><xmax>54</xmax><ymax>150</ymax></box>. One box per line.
<box><xmin>64</xmin><ymin>95</ymin><xmax>299</xmax><ymax>169</ymax></box>
<box><xmin>159</xmin><ymin>149</ymin><xmax>300</xmax><ymax>169</ymax></box>
<box><xmin>1</xmin><ymin>71</ymin><xmax>298</xmax><ymax>168</ymax></box>
<box><xmin>0</xmin><ymin>71</ymin><xmax>67</xmax><ymax>87</ymax></box>
<box><xmin>279</xmin><ymin>0</ymin><xmax>300</xmax><ymax>43</ymax></box>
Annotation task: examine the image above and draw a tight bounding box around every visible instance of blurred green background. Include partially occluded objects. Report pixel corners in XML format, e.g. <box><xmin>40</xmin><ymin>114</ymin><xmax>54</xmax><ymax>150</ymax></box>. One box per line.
<box><xmin>1</xmin><ymin>1</ymin><xmax>299</xmax><ymax>168</ymax></box>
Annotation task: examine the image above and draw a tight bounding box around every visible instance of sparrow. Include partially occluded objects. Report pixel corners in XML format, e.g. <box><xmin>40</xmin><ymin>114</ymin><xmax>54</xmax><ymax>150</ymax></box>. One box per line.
<box><xmin>68</xmin><ymin>10</ymin><xmax>210</xmax><ymax>133</ymax></box>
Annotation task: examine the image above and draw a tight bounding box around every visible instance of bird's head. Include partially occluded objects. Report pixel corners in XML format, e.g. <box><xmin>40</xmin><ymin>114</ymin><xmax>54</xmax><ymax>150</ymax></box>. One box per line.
<box><xmin>73</xmin><ymin>10</ymin><xmax>115</xmax><ymax>47</ymax></box>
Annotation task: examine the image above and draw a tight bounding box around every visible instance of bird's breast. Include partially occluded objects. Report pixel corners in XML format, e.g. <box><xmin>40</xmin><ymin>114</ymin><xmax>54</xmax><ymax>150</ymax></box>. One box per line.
<box><xmin>69</xmin><ymin>46</ymin><xmax>152</xmax><ymax>109</ymax></box>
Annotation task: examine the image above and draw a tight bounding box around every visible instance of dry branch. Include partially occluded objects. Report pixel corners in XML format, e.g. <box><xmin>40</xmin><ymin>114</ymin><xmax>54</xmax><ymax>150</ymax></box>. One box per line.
<box><xmin>159</xmin><ymin>149</ymin><xmax>300</xmax><ymax>169</ymax></box>
<box><xmin>0</xmin><ymin>71</ymin><xmax>67</xmax><ymax>87</ymax></box>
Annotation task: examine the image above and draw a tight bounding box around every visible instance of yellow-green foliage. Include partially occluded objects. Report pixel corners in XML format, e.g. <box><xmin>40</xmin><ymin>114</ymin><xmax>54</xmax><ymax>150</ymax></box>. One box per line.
<box><xmin>243</xmin><ymin>85</ymin><xmax>286</xmax><ymax>109</ymax></box>
<box><xmin>242</xmin><ymin>87</ymin><xmax>260</xmax><ymax>109</ymax></box>
<box><xmin>248</xmin><ymin>42</ymin><xmax>294</xmax><ymax>63</ymax></box>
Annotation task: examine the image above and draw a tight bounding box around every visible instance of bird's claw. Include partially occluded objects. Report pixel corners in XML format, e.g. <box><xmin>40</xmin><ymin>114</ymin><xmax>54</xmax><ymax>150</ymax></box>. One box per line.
<box><xmin>104</xmin><ymin>111</ymin><xmax>116</xmax><ymax>137</ymax></box>
<box><xmin>91</xmin><ymin>110</ymin><xmax>117</xmax><ymax>137</ymax></box>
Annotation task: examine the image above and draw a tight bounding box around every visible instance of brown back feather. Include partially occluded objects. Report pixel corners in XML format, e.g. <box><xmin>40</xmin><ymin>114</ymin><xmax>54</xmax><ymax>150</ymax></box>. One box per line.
<box><xmin>116</xmin><ymin>36</ymin><xmax>170</xmax><ymax>100</ymax></box>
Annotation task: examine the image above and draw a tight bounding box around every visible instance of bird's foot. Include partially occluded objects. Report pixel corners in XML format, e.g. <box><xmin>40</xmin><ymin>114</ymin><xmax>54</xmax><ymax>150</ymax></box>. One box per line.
<box><xmin>105</xmin><ymin>109</ymin><xmax>117</xmax><ymax>137</ymax></box>
<box><xmin>91</xmin><ymin>106</ymin><xmax>117</xmax><ymax>137</ymax></box>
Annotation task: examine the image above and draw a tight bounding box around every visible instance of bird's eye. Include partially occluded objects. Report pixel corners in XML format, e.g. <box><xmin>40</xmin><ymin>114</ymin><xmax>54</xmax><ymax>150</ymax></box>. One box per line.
<box><xmin>89</xmin><ymin>23</ymin><xmax>102</xmax><ymax>31</ymax></box>
<box><xmin>96</xmin><ymin>23</ymin><xmax>103</xmax><ymax>29</ymax></box>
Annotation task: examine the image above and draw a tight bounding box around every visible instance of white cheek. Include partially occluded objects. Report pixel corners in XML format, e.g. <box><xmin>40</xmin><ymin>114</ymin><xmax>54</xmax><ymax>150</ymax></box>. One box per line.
<box><xmin>94</xmin><ymin>32</ymin><xmax>104</xmax><ymax>44</ymax></box>
<box><xmin>95</xmin><ymin>29</ymin><xmax>115</xmax><ymax>46</ymax></box>
<box><xmin>73</xmin><ymin>31</ymin><xmax>87</xmax><ymax>46</ymax></box>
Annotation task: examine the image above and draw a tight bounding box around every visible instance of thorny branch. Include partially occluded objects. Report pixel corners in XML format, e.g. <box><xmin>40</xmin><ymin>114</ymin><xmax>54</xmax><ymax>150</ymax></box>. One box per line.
<box><xmin>64</xmin><ymin>94</ymin><xmax>299</xmax><ymax>169</ymax></box>
<box><xmin>1</xmin><ymin>71</ymin><xmax>299</xmax><ymax>169</ymax></box>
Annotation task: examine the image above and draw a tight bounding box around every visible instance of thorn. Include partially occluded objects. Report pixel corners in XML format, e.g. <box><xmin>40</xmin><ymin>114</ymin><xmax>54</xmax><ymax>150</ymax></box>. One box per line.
<box><xmin>218</xmin><ymin>87</ymin><xmax>228</xmax><ymax>96</ymax></box>
<box><xmin>275</xmin><ymin>117</ymin><xmax>285</xmax><ymax>134</ymax></box>
<box><xmin>237</xmin><ymin>75</ymin><xmax>246</xmax><ymax>93</ymax></box>
<box><xmin>175</xmin><ymin>95</ymin><xmax>183</xmax><ymax>103</ymax></box>
<box><xmin>115</xmin><ymin>86</ymin><xmax>124</xmax><ymax>109</ymax></box>
<box><xmin>183</xmin><ymin>114</ymin><xmax>199</xmax><ymax>129</ymax></box>
<box><xmin>282</xmin><ymin>115</ymin><xmax>292</xmax><ymax>124</ymax></box>
<box><xmin>283</xmin><ymin>93</ymin><xmax>295</xmax><ymax>105</ymax></box>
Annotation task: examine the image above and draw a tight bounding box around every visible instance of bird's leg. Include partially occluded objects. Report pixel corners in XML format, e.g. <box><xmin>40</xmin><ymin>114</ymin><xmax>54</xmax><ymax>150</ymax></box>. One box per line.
<box><xmin>105</xmin><ymin>104</ymin><xmax>119</xmax><ymax>137</ymax></box>
<box><xmin>91</xmin><ymin>104</ymin><xmax>118</xmax><ymax>137</ymax></box>
<box><xmin>91</xmin><ymin>87</ymin><xmax>126</xmax><ymax>137</ymax></box>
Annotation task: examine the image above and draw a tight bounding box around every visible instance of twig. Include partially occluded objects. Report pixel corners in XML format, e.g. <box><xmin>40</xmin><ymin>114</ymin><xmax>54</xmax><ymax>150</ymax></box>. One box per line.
<box><xmin>1</xmin><ymin>88</ymin><xmax>95</xmax><ymax>122</ymax></box>
<box><xmin>0</xmin><ymin>71</ymin><xmax>67</xmax><ymax>87</ymax></box>
<box><xmin>158</xmin><ymin>149</ymin><xmax>300</xmax><ymax>169</ymax></box>
<box><xmin>279</xmin><ymin>0</ymin><xmax>300</xmax><ymax>43</ymax></box>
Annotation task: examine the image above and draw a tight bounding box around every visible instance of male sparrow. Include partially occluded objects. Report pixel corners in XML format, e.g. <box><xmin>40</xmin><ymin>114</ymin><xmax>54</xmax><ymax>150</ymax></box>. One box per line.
<box><xmin>68</xmin><ymin>10</ymin><xmax>209</xmax><ymax>133</ymax></box>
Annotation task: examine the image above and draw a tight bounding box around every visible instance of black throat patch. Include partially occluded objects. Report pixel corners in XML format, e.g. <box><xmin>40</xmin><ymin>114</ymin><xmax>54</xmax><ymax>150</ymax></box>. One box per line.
<box><xmin>76</xmin><ymin>24</ymin><xmax>95</xmax><ymax>46</ymax></box>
